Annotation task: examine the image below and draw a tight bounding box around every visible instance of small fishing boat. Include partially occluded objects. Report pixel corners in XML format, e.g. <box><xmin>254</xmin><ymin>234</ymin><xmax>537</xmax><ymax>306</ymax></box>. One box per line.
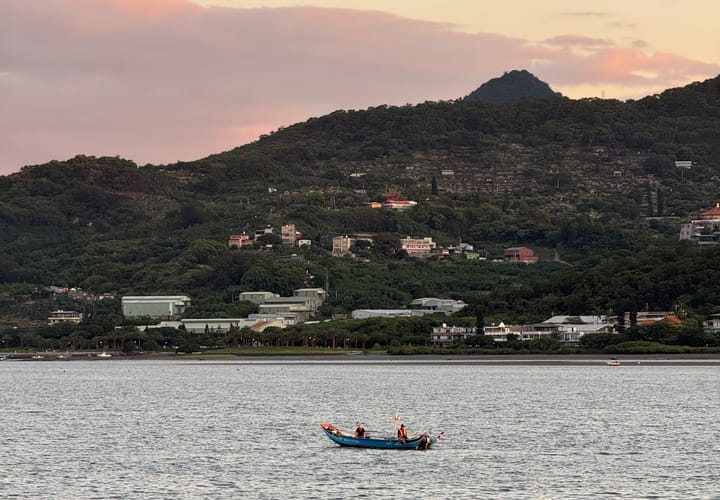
<box><xmin>320</xmin><ymin>423</ymin><xmax>438</xmax><ymax>450</ymax></box>
<box><xmin>97</xmin><ymin>352</ymin><xmax>112</xmax><ymax>358</ymax></box>
<box><xmin>607</xmin><ymin>357</ymin><xmax>620</xmax><ymax>366</ymax></box>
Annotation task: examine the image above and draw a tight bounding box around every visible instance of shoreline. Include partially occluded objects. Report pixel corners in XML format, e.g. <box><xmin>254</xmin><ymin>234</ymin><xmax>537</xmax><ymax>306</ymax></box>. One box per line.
<box><xmin>182</xmin><ymin>353</ymin><xmax>720</xmax><ymax>366</ymax></box>
<box><xmin>4</xmin><ymin>352</ymin><xmax>720</xmax><ymax>365</ymax></box>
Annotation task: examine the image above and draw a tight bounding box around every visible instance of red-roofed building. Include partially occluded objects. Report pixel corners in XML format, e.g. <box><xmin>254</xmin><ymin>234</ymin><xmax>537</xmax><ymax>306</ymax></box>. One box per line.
<box><xmin>228</xmin><ymin>233</ymin><xmax>252</xmax><ymax>249</ymax></box>
<box><xmin>679</xmin><ymin>203</ymin><xmax>720</xmax><ymax>244</ymax></box>
<box><xmin>700</xmin><ymin>203</ymin><xmax>720</xmax><ymax>219</ymax></box>
<box><xmin>504</xmin><ymin>246</ymin><xmax>538</xmax><ymax>263</ymax></box>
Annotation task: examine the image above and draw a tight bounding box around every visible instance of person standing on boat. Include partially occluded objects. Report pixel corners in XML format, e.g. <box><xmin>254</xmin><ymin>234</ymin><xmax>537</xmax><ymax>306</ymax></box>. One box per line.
<box><xmin>397</xmin><ymin>423</ymin><xmax>408</xmax><ymax>443</ymax></box>
<box><xmin>355</xmin><ymin>423</ymin><xmax>366</xmax><ymax>438</ymax></box>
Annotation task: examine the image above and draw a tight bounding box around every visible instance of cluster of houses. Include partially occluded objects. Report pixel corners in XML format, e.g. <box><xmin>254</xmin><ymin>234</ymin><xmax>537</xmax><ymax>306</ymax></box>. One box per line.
<box><xmin>228</xmin><ymin>223</ymin><xmax>540</xmax><ymax>263</ymax></box>
<box><xmin>228</xmin><ymin>223</ymin><xmax>311</xmax><ymax>249</ymax></box>
<box><xmin>45</xmin><ymin>286</ymin><xmax>115</xmax><ymax>325</ymax></box>
<box><xmin>431</xmin><ymin>311</ymin><xmax>686</xmax><ymax>347</ymax></box>
<box><xmin>331</xmin><ymin>233</ymin><xmax>539</xmax><ymax>262</ymax></box>
<box><xmin>45</xmin><ymin>292</ymin><xmax>720</xmax><ymax>346</ymax></box>
<box><xmin>46</xmin><ymin>286</ymin><xmax>115</xmax><ymax>302</ymax></box>
<box><xmin>47</xmin><ymin>200</ymin><xmax>720</xmax><ymax>335</ymax></box>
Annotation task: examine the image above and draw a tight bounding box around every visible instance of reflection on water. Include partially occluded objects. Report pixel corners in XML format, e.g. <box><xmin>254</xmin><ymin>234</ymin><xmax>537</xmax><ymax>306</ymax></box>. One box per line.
<box><xmin>1</xmin><ymin>360</ymin><xmax>719</xmax><ymax>498</ymax></box>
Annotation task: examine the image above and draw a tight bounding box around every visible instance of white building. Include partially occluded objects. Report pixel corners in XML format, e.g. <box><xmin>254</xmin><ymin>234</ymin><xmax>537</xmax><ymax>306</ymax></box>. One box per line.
<box><xmin>410</xmin><ymin>297</ymin><xmax>467</xmax><ymax>315</ymax></box>
<box><xmin>351</xmin><ymin>309</ymin><xmax>434</xmax><ymax>319</ymax></box>
<box><xmin>149</xmin><ymin>317</ymin><xmax>286</xmax><ymax>334</ymax></box>
<box><xmin>121</xmin><ymin>296</ymin><xmax>191</xmax><ymax>320</ymax></box>
<box><xmin>704</xmin><ymin>314</ymin><xmax>720</xmax><ymax>334</ymax></box>
<box><xmin>483</xmin><ymin>316</ymin><xmax>613</xmax><ymax>344</ymax></box>
<box><xmin>431</xmin><ymin>324</ymin><xmax>476</xmax><ymax>346</ymax></box>
<box><xmin>48</xmin><ymin>310</ymin><xmax>83</xmax><ymax>325</ymax></box>
<box><xmin>400</xmin><ymin>237</ymin><xmax>436</xmax><ymax>257</ymax></box>
<box><xmin>239</xmin><ymin>291</ymin><xmax>279</xmax><ymax>304</ymax></box>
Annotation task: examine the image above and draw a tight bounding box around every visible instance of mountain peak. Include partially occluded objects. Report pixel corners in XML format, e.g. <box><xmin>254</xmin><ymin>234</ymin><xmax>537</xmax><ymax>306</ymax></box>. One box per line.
<box><xmin>464</xmin><ymin>69</ymin><xmax>562</xmax><ymax>103</ymax></box>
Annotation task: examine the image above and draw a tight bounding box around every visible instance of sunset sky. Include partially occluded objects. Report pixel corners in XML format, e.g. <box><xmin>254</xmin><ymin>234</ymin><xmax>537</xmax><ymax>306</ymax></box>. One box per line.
<box><xmin>2</xmin><ymin>0</ymin><xmax>718</xmax><ymax>175</ymax></box>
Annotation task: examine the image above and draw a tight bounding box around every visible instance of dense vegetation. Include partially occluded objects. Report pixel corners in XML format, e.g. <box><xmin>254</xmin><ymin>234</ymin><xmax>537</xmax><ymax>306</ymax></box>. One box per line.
<box><xmin>464</xmin><ymin>69</ymin><xmax>562</xmax><ymax>103</ymax></box>
<box><xmin>2</xmin><ymin>72</ymin><xmax>720</xmax><ymax>352</ymax></box>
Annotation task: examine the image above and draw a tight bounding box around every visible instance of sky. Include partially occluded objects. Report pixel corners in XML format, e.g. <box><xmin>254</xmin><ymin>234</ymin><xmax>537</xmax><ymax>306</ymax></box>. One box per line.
<box><xmin>1</xmin><ymin>0</ymin><xmax>719</xmax><ymax>175</ymax></box>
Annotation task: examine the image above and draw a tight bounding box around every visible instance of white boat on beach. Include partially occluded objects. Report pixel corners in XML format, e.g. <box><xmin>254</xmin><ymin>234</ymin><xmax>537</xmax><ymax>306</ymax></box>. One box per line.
<box><xmin>97</xmin><ymin>352</ymin><xmax>112</xmax><ymax>358</ymax></box>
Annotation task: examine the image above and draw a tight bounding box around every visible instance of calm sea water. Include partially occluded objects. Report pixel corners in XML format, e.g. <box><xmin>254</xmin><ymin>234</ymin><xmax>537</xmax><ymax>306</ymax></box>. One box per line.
<box><xmin>1</xmin><ymin>358</ymin><xmax>718</xmax><ymax>499</ymax></box>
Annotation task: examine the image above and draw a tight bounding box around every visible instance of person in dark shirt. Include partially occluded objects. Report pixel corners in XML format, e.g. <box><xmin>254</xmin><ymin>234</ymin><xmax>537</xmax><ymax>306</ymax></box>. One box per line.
<box><xmin>417</xmin><ymin>434</ymin><xmax>432</xmax><ymax>450</ymax></box>
<box><xmin>354</xmin><ymin>423</ymin><xmax>366</xmax><ymax>438</ymax></box>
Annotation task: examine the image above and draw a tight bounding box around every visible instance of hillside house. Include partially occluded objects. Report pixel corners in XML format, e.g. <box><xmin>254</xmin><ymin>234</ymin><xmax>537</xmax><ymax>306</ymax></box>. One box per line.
<box><xmin>332</xmin><ymin>234</ymin><xmax>373</xmax><ymax>256</ymax></box>
<box><xmin>281</xmin><ymin>224</ymin><xmax>301</xmax><ymax>246</ymax></box>
<box><xmin>48</xmin><ymin>310</ymin><xmax>83</xmax><ymax>325</ymax></box>
<box><xmin>228</xmin><ymin>233</ymin><xmax>252</xmax><ymax>249</ymax></box>
<box><xmin>400</xmin><ymin>236</ymin><xmax>436</xmax><ymax>257</ymax></box>
<box><xmin>332</xmin><ymin>235</ymin><xmax>355</xmax><ymax>256</ymax></box>
<box><xmin>504</xmin><ymin>246</ymin><xmax>538</xmax><ymax>263</ymax></box>
<box><xmin>679</xmin><ymin>203</ymin><xmax>720</xmax><ymax>244</ymax></box>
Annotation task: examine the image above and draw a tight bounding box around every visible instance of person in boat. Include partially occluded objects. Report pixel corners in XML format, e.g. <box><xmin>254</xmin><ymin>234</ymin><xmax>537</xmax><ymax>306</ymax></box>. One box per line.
<box><xmin>355</xmin><ymin>423</ymin><xmax>366</xmax><ymax>438</ymax></box>
<box><xmin>416</xmin><ymin>434</ymin><xmax>432</xmax><ymax>450</ymax></box>
<box><xmin>397</xmin><ymin>423</ymin><xmax>408</xmax><ymax>443</ymax></box>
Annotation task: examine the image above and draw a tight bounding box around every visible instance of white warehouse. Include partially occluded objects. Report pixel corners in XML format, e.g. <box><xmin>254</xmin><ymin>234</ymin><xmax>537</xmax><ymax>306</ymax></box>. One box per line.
<box><xmin>121</xmin><ymin>295</ymin><xmax>192</xmax><ymax>320</ymax></box>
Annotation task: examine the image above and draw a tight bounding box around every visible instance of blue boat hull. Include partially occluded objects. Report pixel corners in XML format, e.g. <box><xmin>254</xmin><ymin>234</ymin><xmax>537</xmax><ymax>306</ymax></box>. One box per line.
<box><xmin>320</xmin><ymin>423</ymin><xmax>434</xmax><ymax>450</ymax></box>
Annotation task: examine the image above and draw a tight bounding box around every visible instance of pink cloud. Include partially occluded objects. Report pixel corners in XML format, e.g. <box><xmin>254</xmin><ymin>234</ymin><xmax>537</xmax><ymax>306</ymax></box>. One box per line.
<box><xmin>1</xmin><ymin>1</ymin><xmax>717</xmax><ymax>175</ymax></box>
<box><xmin>538</xmin><ymin>47</ymin><xmax>719</xmax><ymax>87</ymax></box>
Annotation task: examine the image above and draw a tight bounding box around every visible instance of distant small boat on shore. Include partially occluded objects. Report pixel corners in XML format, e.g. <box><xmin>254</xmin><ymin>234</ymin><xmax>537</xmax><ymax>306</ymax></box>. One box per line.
<box><xmin>97</xmin><ymin>352</ymin><xmax>112</xmax><ymax>358</ymax></box>
<box><xmin>607</xmin><ymin>358</ymin><xmax>620</xmax><ymax>366</ymax></box>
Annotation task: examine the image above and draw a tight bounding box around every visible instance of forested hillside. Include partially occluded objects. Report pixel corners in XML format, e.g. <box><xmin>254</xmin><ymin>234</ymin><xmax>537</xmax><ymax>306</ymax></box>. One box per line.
<box><xmin>2</xmin><ymin>72</ymin><xmax>720</xmax><ymax>334</ymax></box>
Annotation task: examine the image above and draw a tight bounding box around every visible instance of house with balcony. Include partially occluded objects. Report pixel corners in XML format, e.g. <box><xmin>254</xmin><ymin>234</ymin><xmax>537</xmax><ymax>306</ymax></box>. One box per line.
<box><xmin>538</xmin><ymin>315</ymin><xmax>613</xmax><ymax>343</ymax></box>
<box><xmin>48</xmin><ymin>310</ymin><xmax>83</xmax><ymax>325</ymax></box>
<box><xmin>483</xmin><ymin>322</ymin><xmax>520</xmax><ymax>342</ymax></box>
<box><xmin>332</xmin><ymin>235</ymin><xmax>355</xmax><ymax>256</ymax></box>
<box><xmin>281</xmin><ymin>224</ymin><xmax>302</xmax><ymax>246</ymax></box>
<box><xmin>400</xmin><ymin>236</ymin><xmax>436</xmax><ymax>257</ymax></box>
<box><xmin>431</xmin><ymin>324</ymin><xmax>476</xmax><ymax>346</ymax></box>
<box><xmin>483</xmin><ymin>315</ymin><xmax>613</xmax><ymax>344</ymax></box>
<box><xmin>331</xmin><ymin>233</ymin><xmax>373</xmax><ymax>256</ymax></box>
